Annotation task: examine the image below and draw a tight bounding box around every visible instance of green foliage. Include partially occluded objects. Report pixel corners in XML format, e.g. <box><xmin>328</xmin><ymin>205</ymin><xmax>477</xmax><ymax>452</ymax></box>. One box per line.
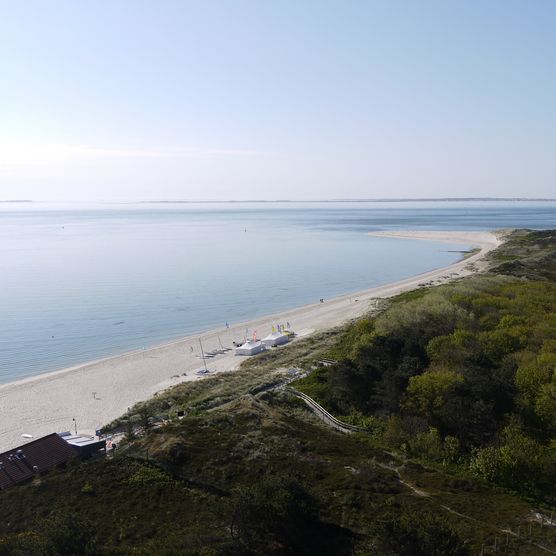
<box><xmin>294</xmin><ymin>231</ymin><xmax>556</xmax><ymax>501</ymax></box>
<box><xmin>380</xmin><ymin>415</ymin><xmax>408</xmax><ymax>450</ymax></box>
<box><xmin>293</xmin><ymin>365</ymin><xmax>330</xmax><ymax>406</ymax></box>
<box><xmin>374</xmin><ymin>292</ymin><xmax>471</xmax><ymax>347</ymax></box>
<box><xmin>372</xmin><ymin>510</ymin><xmax>469</xmax><ymax>555</ymax></box>
<box><xmin>126</xmin><ymin>462</ymin><xmax>175</xmax><ymax>486</ymax></box>
<box><xmin>229</xmin><ymin>475</ymin><xmax>320</xmax><ymax>552</ymax></box>
<box><xmin>81</xmin><ymin>481</ymin><xmax>95</xmax><ymax>495</ymax></box>
<box><xmin>0</xmin><ymin>513</ymin><xmax>101</xmax><ymax>556</ymax></box>
<box><xmin>515</xmin><ymin>351</ymin><xmax>556</xmax><ymax>413</ymax></box>
<box><xmin>337</xmin><ymin>412</ymin><xmax>385</xmax><ymax>434</ymax></box>
<box><xmin>36</xmin><ymin>513</ymin><xmax>100</xmax><ymax>556</ymax></box>
<box><xmin>442</xmin><ymin>435</ymin><xmax>461</xmax><ymax>465</ymax></box>
<box><xmin>479</xmin><ymin>327</ymin><xmax>526</xmax><ymax>363</ymax></box>
<box><xmin>124</xmin><ymin>418</ymin><xmax>135</xmax><ymax>442</ymax></box>
<box><xmin>403</xmin><ymin>370</ymin><xmax>464</xmax><ymax>421</ymax></box>
<box><xmin>327</xmin><ymin>317</ymin><xmax>375</xmax><ymax>361</ymax></box>
<box><xmin>136</xmin><ymin>404</ymin><xmax>154</xmax><ymax>430</ymax></box>
<box><xmin>427</xmin><ymin>330</ymin><xmax>482</xmax><ymax>372</ymax></box>
<box><xmin>408</xmin><ymin>427</ymin><xmax>443</xmax><ymax>460</ymax></box>
<box><xmin>470</xmin><ymin>423</ymin><xmax>555</xmax><ymax>498</ymax></box>
<box><xmin>535</xmin><ymin>379</ymin><xmax>556</xmax><ymax>431</ymax></box>
<box><xmin>0</xmin><ymin>532</ymin><xmax>45</xmax><ymax>556</ymax></box>
<box><xmin>488</xmin><ymin>229</ymin><xmax>556</xmax><ymax>281</ymax></box>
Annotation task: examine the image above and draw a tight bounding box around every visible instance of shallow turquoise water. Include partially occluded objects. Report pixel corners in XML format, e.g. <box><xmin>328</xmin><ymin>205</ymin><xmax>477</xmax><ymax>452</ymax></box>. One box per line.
<box><xmin>1</xmin><ymin>200</ymin><xmax>555</xmax><ymax>382</ymax></box>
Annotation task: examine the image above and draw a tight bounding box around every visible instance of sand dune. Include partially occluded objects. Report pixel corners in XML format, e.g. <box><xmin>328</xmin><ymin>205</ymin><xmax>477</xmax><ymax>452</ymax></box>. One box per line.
<box><xmin>0</xmin><ymin>230</ymin><xmax>501</xmax><ymax>451</ymax></box>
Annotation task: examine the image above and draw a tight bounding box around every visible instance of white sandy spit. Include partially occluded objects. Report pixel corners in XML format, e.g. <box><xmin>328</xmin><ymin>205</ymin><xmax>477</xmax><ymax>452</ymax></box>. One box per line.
<box><xmin>0</xmin><ymin>230</ymin><xmax>502</xmax><ymax>451</ymax></box>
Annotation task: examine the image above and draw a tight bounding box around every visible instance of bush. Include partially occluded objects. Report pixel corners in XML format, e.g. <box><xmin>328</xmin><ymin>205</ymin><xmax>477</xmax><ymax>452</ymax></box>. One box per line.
<box><xmin>126</xmin><ymin>463</ymin><xmax>175</xmax><ymax>486</ymax></box>
<box><xmin>230</xmin><ymin>475</ymin><xmax>319</xmax><ymax>552</ymax></box>
<box><xmin>372</xmin><ymin>510</ymin><xmax>469</xmax><ymax>555</ymax></box>
<box><xmin>470</xmin><ymin>424</ymin><xmax>555</xmax><ymax>499</ymax></box>
<box><xmin>81</xmin><ymin>481</ymin><xmax>95</xmax><ymax>495</ymax></box>
<box><xmin>0</xmin><ymin>513</ymin><xmax>103</xmax><ymax>556</ymax></box>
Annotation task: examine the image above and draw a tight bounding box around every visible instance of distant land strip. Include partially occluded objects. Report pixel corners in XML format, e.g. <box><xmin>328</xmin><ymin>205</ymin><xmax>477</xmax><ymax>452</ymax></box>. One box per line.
<box><xmin>2</xmin><ymin>197</ymin><xmax>556</xmax><ymax>204</ymax></box>
<box><xmin>138</xmin><ymin>197</ymin><xmax>556</xmax><ymax>203</ymax></box>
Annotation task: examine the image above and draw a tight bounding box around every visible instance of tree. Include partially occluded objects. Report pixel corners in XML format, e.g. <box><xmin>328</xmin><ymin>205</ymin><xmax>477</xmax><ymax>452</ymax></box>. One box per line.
<box><xmin>443</xmin><ymin>435</ymin><xmax>461</xmax><ymax>464</ymax></box>
<box><xmin>124</xmin><ymin>418</ymin><xmax>135</xmax><ymax>442</ymax></box>
<box><xmin>230</xmin><ymin>476</ymin><xmax>319</xmax><ymax>553</ymax></box>
<box><xmin>470</xmin><ymin>423</ymin><xmax>551</xmax><ymax>497</ymax></box>
<box><xmin>326</xmin><ymin>359</ymin><xmax>371</xmax><ymax>414</ymax></box>
<box><xmin>403</xmin><ymin>370</ymin><xmax>463</xmax><ymax>423</ymax></box>
<box><xmin>515</xmin><ymin>352</ymin><xmax>556</xmax><ymax>411</ymax></box>
<box><xmin>535</xmin><ymin>379</ymin><xmax>556</xmax><ymax>432</ymax></box>
<box><xmin>137</xmin><ymin>405</ymin><xmax>153</xmax><ymax>431</ymax></box>
<box><xmin>408</xmin><ymin>427</ymin><xmax>443</xmax><ymax>460</ymax></box>
<box><xmin>427</xmin><ymin>330</ymin><xmax>484</xmax><ymax>372</ymax></box>
<box><xmin>372</xmin><ymin>511</ymin><xmax>469</xmax><ymax>555</ymax></box>
<box><xmin>374</xmin><ymin>293</ymin><xmax>471</xmax><ymax>350</ymax></box>
<box><xmin>31</xmin><ymin>512</ymin><xmax>101</xmax><ymax>556</ymax></box>
<box><xmin>479</xmin><ymin>328</ymin><xmax>523</xmax><ymax>364</ymax></box>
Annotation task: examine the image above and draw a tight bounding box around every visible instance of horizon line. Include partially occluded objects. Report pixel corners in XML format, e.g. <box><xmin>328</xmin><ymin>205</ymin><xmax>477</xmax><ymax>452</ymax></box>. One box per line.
<box><xmin>2</xmin><ymin>197</ymin><xmax>556</xmax><ymax>204</ymax></box>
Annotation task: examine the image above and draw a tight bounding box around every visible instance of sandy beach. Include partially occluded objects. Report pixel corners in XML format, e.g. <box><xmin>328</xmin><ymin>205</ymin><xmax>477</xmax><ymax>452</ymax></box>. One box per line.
<box><xmin>0</xmin><ymin>230</ymin><xmax>501</xmax><ymax>451</ymax></box>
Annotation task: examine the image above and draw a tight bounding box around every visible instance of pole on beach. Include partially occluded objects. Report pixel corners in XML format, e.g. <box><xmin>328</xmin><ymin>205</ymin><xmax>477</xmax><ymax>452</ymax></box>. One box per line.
<box><xmin>199</xmin><ymin>338</ymin><xmax>208</xmax><ymax>373</ymax></box>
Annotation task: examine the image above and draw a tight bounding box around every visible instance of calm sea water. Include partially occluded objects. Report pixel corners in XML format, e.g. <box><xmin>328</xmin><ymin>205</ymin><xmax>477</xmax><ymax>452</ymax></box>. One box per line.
<box><xmin>1</xmin><ymin>201</ymin><xmax>555</xmax><ymax>383</ymax></box>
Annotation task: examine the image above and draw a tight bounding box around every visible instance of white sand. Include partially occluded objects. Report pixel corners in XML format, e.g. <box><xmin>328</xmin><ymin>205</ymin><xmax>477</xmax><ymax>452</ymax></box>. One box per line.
<box><xmin>0</xmin><ymin>230</ymin><xmax>502</xmax><ymax>451</ymax></box>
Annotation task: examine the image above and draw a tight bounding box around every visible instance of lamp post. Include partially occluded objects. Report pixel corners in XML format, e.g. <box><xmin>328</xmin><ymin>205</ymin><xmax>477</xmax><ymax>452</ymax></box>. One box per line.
<box><xmin>72</xmin><ymin>418</ymin><xmax>77</xmax><ymax>434</ymax></box>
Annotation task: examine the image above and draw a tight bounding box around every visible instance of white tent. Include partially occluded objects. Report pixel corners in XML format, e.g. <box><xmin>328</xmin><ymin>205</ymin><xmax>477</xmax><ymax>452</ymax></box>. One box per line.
<box><xmin>235</xmin><ymin>340</ymin><xmax>266</xmax><ymax>356</ymax></box>
<box><xmin>262</xmin><ymin>331</ymin><xmax>289</xmax><ymax>347</ymax></box>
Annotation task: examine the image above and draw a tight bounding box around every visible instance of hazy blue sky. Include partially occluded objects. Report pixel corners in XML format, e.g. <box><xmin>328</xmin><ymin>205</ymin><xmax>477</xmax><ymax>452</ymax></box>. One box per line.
<box><xmin>1</xmin><ymin>1</ymin><xmax>555</xmax><ymax>201</ymax></box>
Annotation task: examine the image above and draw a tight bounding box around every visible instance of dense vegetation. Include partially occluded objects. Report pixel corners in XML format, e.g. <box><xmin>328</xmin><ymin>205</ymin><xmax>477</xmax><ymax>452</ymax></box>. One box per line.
<box><xmin>296</xmin><ymin>230</ymin><xmax>556</xmax><ymax>503</ymax></box>
<box><xmin>1</xmin><ymin>229</ymin><xmax>555</xmax><ymax>554</ymax></box>
<box><xmin>1</xmin><ymin>396</ymin><xmax>471</xmax><ymax>554</ymax></box>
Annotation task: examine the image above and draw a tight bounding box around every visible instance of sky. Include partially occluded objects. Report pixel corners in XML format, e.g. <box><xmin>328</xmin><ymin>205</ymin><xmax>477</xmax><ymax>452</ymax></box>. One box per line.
<box><xmin>1</xmin><ymin>0</ymin><xmax>555</xmax><ymax>201</ymax></box>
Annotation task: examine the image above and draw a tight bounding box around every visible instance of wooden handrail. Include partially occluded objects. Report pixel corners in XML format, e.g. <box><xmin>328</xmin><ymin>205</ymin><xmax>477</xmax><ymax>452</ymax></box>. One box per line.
<box><xmin>285</xmin><ymin>387</ymin><xmax>367</xmax><ymax>433</ymax></box>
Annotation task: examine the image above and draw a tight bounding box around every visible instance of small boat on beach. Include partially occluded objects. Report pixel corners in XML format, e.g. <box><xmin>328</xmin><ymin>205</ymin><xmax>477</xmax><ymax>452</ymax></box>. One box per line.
<box><xmin>195</xmin><ymin>339</ymin><xmax>214</xmax><ymax>375</ymax></box>
<box><xmin>217</xmin><ymin>335</ymin><xmax>232</xmax><ymax>352</ymax></box>
<box><xmin>206</xmin><ymin>348</ymin><xmax>227</xmax><ymax>355</ymax></box>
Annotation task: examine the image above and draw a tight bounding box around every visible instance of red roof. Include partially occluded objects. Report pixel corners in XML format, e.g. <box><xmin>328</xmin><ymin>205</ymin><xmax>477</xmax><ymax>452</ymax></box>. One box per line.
<box><xmin>0</xmin><ymin>433</ymin><xmax>76</xmax><ymax>490</ymax></box>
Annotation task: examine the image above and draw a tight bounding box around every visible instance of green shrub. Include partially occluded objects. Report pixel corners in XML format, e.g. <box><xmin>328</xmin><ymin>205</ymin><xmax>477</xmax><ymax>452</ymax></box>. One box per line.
<box><xmin>126</xmin><ymin>463</ymin><xmax>175</xmax><ymax>486</ymax></box>
<box><xmin>81</xmin><ymin>481</ymin><xmax>94</xmax><ymax>495</ymax></box>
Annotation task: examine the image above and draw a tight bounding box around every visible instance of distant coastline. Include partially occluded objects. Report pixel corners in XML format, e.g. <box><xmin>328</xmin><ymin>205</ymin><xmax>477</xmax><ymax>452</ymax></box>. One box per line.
<box><xmin>138</xmin><ymin>197</ymin><xmax>556</xmax><ymax>203</ymax></box>
<box><xmin>2</xmin><ymin>198</ymin><xmax>556</xmax><ymax>204</ymax></box>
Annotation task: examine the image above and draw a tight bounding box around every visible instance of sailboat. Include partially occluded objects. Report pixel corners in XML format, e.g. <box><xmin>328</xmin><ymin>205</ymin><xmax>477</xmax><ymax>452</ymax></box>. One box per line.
<box><xmin>217</xmin><ymin>334</ymin><xmax>232</xmax><ymax>352</ymax></box>
<box><xmin>196</xmin><ymin>338</ymin><xmax>213</xmax><ymax>374</ymax></box>
<box><xmin>196</xmin><ymin>337</ymin><xmax>216</xmax><ymax>358</ymax></box>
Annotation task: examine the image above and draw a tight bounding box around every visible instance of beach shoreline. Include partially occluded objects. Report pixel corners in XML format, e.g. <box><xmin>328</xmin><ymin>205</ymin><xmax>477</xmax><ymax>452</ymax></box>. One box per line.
<box><xmin>0</xmin><ymin>230</ymin><xmax>502</xmax><ymax>451</ymax></box>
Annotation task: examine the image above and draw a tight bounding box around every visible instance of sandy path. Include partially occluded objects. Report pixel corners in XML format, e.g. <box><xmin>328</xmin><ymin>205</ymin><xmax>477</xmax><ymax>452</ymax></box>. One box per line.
<box><xmin>0</xmin><ymin>230</ymin><xmax>501</xmax><ymax>451</ymax></box>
